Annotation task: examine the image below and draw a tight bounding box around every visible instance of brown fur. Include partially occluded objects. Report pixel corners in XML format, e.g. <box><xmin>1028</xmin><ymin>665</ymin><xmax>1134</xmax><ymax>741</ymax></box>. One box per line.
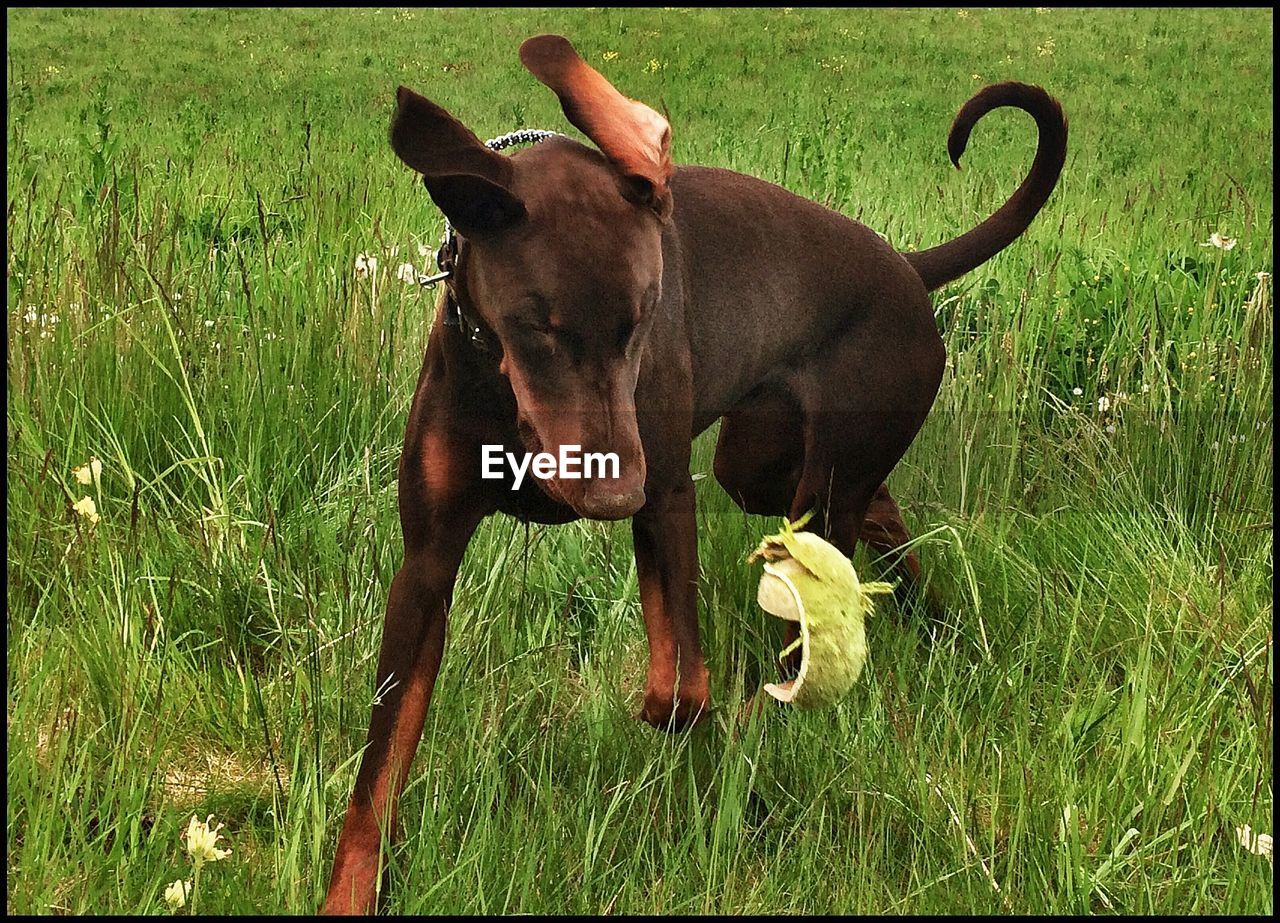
<box><xmin>322</xmin><ymin>35</ymin><xmax>1066</xmax><ymax>913</ymax></box>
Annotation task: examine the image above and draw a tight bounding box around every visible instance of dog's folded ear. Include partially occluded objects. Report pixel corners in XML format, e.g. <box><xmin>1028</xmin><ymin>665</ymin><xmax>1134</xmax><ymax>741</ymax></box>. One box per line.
<box><xmin>389</xmin><ymin>86</ymin><xmax>527</xmax><ymax>237</ymax></box>
<box><xmin>519</xmin><ymin>35</ymin><xmax>673</xmax><ymax>219</ymax></box>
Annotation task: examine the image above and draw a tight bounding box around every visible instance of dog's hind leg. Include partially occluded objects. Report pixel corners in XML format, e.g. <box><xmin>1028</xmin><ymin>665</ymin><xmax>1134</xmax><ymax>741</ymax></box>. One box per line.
<box><xmin>858</xmin><ymin>482</ymin><xmax>941</xmax><ymax>617</ymax></box>
<box><xmin>716</xmin><ymin>390</ymin><xmax>934</xmax><ymax>613</ymax></box>
<box><xmin>713</xmin><ymin>387</ymin><xmax>804</xmax><ymax>516</ymax></box>
<box><xmin>786</xmin><ymin>290</ymin><xmax>945</xmax><ymax>593</ymax></box>
<box><xmin>714</xmin><ymin>386</ymin><xmax>935</xmax><ymax>686</ymax></box>
<box><xmin>860</xmin><ymin>483</ymin><xmax>918</xmax><ymax>574</ymax></box>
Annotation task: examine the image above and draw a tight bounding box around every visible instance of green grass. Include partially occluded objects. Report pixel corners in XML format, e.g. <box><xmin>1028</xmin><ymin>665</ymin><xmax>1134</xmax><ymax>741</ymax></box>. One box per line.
<box><xmin>6</xmin><ymin>7</ymin><xmax>1273</xmax><ymax>914</ymax></box>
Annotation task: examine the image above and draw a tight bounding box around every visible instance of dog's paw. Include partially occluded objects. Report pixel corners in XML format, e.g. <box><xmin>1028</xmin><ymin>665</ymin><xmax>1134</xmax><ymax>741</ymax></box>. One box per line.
<box><xmin>639</xmin><ymin>683</ymin><xmax>711</xmax><ymax>732</ymax></box>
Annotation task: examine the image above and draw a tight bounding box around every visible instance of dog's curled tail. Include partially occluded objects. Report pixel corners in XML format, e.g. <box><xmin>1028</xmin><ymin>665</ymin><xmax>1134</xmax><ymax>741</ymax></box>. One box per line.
<box><xmin>905</xmin><ymin>82</ymin><xmax>1067</xmax><ymax>292</ymax></box>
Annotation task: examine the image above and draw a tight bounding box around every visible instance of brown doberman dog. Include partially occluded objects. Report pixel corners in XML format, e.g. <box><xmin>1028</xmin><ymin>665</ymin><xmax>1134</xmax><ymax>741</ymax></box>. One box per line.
<box><xmin>323</xmin><ymin>34</ymin><xmax>1066</xmax><ymax>913</ymax></box>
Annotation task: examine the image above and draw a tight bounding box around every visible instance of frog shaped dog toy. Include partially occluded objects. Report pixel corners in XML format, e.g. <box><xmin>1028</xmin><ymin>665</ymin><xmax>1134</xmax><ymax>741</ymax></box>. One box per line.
<box><xmin>750</xmin><ymin>513</ymin><xmax>895</xmax><ymax>708</ymax></box>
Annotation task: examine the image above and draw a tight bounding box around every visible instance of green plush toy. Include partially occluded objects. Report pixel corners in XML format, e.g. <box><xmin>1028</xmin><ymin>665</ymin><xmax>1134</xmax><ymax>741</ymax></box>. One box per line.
<box><xmin>749</xmin><ymin>513</ymin><xmax>895</xmax><ymax>709</ymax></box>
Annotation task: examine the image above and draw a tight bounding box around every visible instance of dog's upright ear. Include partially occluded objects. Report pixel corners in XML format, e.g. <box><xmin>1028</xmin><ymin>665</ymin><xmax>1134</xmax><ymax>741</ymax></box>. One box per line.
<box><xmin>390</xmin><ymin>86</ymin><xmax>527</xmax><ymax>237</ymax></box>
<box><xmin>519</xmin><ymin>35</ymin><xmax>673</xmax><ymax>219</ymax></box>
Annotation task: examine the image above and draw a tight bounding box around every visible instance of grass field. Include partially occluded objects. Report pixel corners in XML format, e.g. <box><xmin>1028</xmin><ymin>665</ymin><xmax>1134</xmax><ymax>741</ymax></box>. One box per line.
<box><xmin>6</xmin><ymin>7</ymin><xmax>1273</xmax><ymax>914</ymax></box>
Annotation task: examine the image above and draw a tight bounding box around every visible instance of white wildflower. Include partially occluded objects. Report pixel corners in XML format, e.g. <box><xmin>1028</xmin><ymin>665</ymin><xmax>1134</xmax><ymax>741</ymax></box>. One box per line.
<box><xmin>1236</xmin><ymin>825</ymin><xmax>1273</xmax><ymax>862</ymax></box>
<box><xmin>72</xmin><ymin>496</ymin><xmax>100</xmax><ymax>525</ymax></box>
<box><xmin>184</xmin><ymin>814</ymin><xmax>232</xmax><ymax>866</ymax></box>
<box><xmin>163</xmin><ymin>879</ymin><xmax>191</xmax><ymax>910</ymax></box>
<box><xmin>72</xmin><ymin>457</ymin><xmax>102</xmax><ymax>486</ymax></box>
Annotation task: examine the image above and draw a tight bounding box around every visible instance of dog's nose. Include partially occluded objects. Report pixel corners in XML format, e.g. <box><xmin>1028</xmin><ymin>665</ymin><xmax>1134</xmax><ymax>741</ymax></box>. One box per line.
<box><xmin>578</xmin><ymin>482</ymin><xmax>646</xmax><ymax>520</ymax></box>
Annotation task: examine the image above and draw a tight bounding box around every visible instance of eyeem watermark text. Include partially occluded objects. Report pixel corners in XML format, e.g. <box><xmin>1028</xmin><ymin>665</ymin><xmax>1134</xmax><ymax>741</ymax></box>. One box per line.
<box><xmin>482</xmin><ymin>445</ymin><xmax>620</xmax><ymax>490</ymax></box>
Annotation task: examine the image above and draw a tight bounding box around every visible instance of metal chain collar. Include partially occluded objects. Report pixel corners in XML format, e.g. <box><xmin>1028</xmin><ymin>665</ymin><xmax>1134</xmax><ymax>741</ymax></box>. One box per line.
<box><xmin>417</xmin><ymin>130</ymin><xmax>565</xmax><ymax>344</ymax></box>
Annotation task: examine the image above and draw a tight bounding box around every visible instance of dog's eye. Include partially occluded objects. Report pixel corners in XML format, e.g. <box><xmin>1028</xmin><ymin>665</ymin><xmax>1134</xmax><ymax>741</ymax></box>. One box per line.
<box><xmin>527</xmin><ymin>331</ymin><xmax>557</xmax><ymax>358</ymax></box>
<box><xmin>507</xmin><ymin>314</ymin><xmax>552</xmax><ymax>338</ymax></box>
<box><xmin>506</xmin><ymin>317</ymin><xmax>554</xmax><ymax>356</ymax></box>
<box><xmin>513</xmin><ymin>318</ymin><xmax>590</xmax><ymax>366</ymax></box>
<box><xmin>508</xmin><ymin>308</ymin><xmax>593</xmax><ymax>365</ymax></box>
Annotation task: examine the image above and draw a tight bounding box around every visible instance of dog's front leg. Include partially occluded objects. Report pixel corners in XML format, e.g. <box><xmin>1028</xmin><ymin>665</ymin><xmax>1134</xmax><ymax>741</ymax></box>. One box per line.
<box><xmin>322</xmin><ymin>462</ymin><xmax>487</xmax><ymax>915</ymax></box>
<box><xmin>632</xmin><ymin>477</ymin><xmax>711</xmax><ymax>730</ymax></box>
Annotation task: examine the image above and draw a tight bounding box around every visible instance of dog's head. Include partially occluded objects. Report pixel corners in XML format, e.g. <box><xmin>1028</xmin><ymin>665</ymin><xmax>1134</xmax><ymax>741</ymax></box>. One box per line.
<box><xmin>391</xmin><ymin>35</ymin><xmax>672</xmax><ymax>520</ymax></box>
